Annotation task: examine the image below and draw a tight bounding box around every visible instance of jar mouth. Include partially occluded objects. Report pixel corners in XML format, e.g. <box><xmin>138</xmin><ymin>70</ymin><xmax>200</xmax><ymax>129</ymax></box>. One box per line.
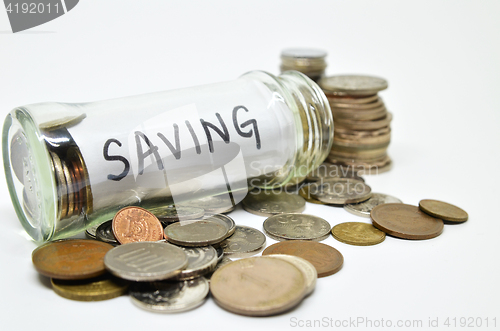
<box><xmin>3</xmin><ymin>108</ymin><xmax>58</xmax><ymax>242</ymax></box>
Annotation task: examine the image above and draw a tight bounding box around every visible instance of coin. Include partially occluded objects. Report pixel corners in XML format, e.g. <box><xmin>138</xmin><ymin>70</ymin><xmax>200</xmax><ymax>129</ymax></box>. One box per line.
<box><xmin>32</xmin><ymin>239</ymin><xmax>113</xmax><ymax>280</ymax></box>
<box><xmin>104</xmin><ymin>242</ymin><xmax>188</xmax><ymax>281</ymax></box>
<box><xmin>150</xmin><ymin>205</ymin><xmax>204</xmax><ymax>221</ymax></box>
<box><xmin>335</xmin><ymin>113</ymin><xmax>393</xmax><ymax>131</ymax></box>
<box><xmin>85</xmin><ymin>223</ymin><xmax>102</xmax><ymax>240</ymax></box>
<box><xmin>206</xmin><ymin>257</ymin><xmax>232</xmax><ymax>280</ymax></box>
<box><xmin>263</xmin><ymin>213</ymin><xmax>331</xmax><ymax>241</ymax></box>
<box><xmin>96</xmin><ymin>220</ymin><xmax>119</xmax><ymax>245</ymax></box>
<box><xmin>215</xmin><ymin>245</ymin><xmax>224</xmax><ymax>262</ymax></box>
<box><xmin>265</xmin><ymin>254</ymin><xmax>317</xmax><ymax>296</ymax></box>
<box><xmin>242</xmin><ymin>190</ymin><xmax>306</xmax><ymax>216</ymax></box>
<box><xmin>130</xmin><ymin>278</ymin><xmax>209</xmax><ymax>313</ymax></box>
<box><xmin>309</xmin><ymin>178</ymin><xmax>372</xmax><ymax>205</ymax></box>
<box><xmin>202</xmin><ymin>213</ymin><xmax>236</xmax><ymax>239</ymax></box>
<box><xmin>327</xmin><ymin>94</ymin><xmax>379</xmax><ymax>104</ymax></box>
<box><xmin>164</xmin><ymin>220</ymin><xmax>228</xmax><ymax>247</ymax></box>
<box><xmin>419</xmin><ymin>199</ymin><xmax>468</xmax><ymax>223</ymax></box>
<box><xmin>298</xmin><ymin>183</ymin><xmax>325</xmax><ymax>205</ymax></box>
<box><xmin>112</xmin><ymin>206</ymin><xmax>164</xmax><ymax>244</ymax></box>
<box><xmin>51</xmin><ymin>274</ymin><xmax>129</xmax><ymax>301</ymax></box>
<box><xmin>183</xmin><ymin>196</ymin><xmax>234</xmax><ymax>214</ymax></box>
<box><xmin>319</xmin><ymin>75</ymin><xmax>388</xmax><ymax>95</ymax></box>
<box><xmin>172</xmin><ymin>246</ymin><xmax>218</xmax><ymax>280</ymax></box>
<box><xmin>210</xmin><ymin>256</ymin><xmax>308</xmax><ymax>316</ymax></box>
<box><xmin>262</xmin><ymin>240</ymin><xmax>343</xmax><ymax>277</ymax></box>
<box><xmin>50</xmin><ymin>152</ymin><xmax>68</xmax><ymax>219</ymax></box>
<box><xmin>344</xmin><ymin>193</ymin><xmax>402</xmax><ymax>217</ymax></box>
<box><xmin>370</xmin><ymin>203</ymin><xmax>444</xmax><ymax>240</ymax></box>
<box><xmin>219</xmin><ymin>225</ymin><xmax>266</xmax><ymax>258</ymax></box>
<box><xmin>331</xmin><ymin>222</ymin><xmax>386</xmax><ymax>246</ymax></box>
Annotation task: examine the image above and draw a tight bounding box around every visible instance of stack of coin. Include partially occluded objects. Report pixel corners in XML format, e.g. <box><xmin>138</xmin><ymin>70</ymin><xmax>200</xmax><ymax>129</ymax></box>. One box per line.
<box><xmin>318</xmin><ymin>75</ymin><xmax>393</xmax><ymax>174</ymax></box>
<box><xmin>280</xmin><ymin>48</ymin><xmax>327</xmax><ymax>81</ymax></box>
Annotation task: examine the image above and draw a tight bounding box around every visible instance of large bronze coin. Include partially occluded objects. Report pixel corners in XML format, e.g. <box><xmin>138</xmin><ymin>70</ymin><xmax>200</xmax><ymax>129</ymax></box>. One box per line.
<box><xmin>32</xmin><ymin>239</ymin><xmax>113</xmax><ymax>280</ymax></box>
<box><xmin>112</xmin><ymin>206</ymin><xmax>164</xmax><ymax>244</ymax></box>
<box><xmin>262</xmin><ymin>240</ymin><xmax>343</xmax><ymax>277</ymax></box>
<box><xmin>370</xmin><ymin>203</ymin><xmax>444</xmax><ymax>240</ymax></box>
<box><xmin>419</xmin><ymin>199</ymin><xmax>468</xmax><ymax>223</ymax></box>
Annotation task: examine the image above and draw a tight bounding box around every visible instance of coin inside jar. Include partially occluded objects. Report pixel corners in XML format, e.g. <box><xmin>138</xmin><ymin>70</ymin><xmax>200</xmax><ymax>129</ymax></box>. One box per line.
<box><xmin>263</xmin><ymin>213</ymin><xmax>331</xmax><ymax>241</ymax></box>
<box><xmin>210</xmin><ymin>256</ymin><xmax>308</xmax><ymax>316</ymax></box>
<box><xmin>242</xmin><ymin>190</ymin><xmax>306</xmax><ymax>216</ymax></box>
<box><xmin>370</xmin><ymin>203</ymin><xmax>444</xmax><ymax>240</ymax></box>
<box><xmin>418</xmin><ymin>199</ymin><xmax>468</xmax><ymax>223</ymax></box>
<box><xmin>164</xmin><ymin>220</ymin><xmax>228</xmax><ymax>247</ymax></box>
<box><xmin>309</xmin><ymin>177</ymin><xmax>372</xmax><ymax>205</ymax></box>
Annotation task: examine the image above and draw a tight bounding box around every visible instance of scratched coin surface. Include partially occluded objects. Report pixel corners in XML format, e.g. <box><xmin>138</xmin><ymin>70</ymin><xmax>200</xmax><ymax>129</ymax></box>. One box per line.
<box><xmin>210</xmin><ymin>256</ymin><xmax>307</xmax><ymax>316</ymax></box>
<box><xmin>262</xmin><ymin>240</ymin><xmax>343</xmax><ymax>277</ymax></box>
<box><xmin>112</xmin><ymin>207</ymin><xmax>164</xmax><ymax>244</ymax></box>
<box><xmin>218</xmin><ymin>225</ymin><xmax>266</xmax><ymax>258</ymax></box>
<box><xmin>331</xmin><ymin>222</ymin><xmax>386</xmax><ymax>246</ymax></box>
<box><xmin>344</xmin><ymin>193</ymin><xmax>402</xmax><ymax>217</ymax></box>
<box><xmin>172</xmin><ymin>246</ymin><xmax>218</xmax><ymax>280</ymax></box>
<box><xmin>263</xmin><ymin>213</ymin><xmax>331</xmax><ymax>241</ymax></box>
<box><xmin>96</xmin><ymin>220</ymin><xmax>119</xmax><ymax>245</ymax></box>
<box><xmin>130</xmin><ymin>277</ymin><xmax>209</xmax><ymax>313</ymax></box>
<box><xmin>32</xmin><ymin>239</ymin><xmax>113</xmax><ymax>280</ymax></box>
<box><xmin>150</xmin><ymin>205</ymin><xmax>205</xmax><ymax>221</ymax></box>
<box><xmin>309</xmin><ymin>177</ymin><xmax>372</xmax><ymax>205</ymax></box>
<box><xmin>51</xmin><ymin>274</ymin><xmax>129</xmax><ymax>301</ymax></box>
<box><xmin>419</xmin><ymin>199</ymin><xmax>468</xmax><ymax>223</ymax></box>
<box><xmin>104</xmin><ymin>242</ymin><xmax>188</xmax><ymax>281</ymax></box>
<box><xmin>319</xmin><ymin>75</ymin><xmax>388</xmax><ymax>95</ymax></box>
<box><xmin>371</xmin><ymin>203</ymin><xmax>444</xmax><ymax>240</ymax></box>
<box><xmin>242</xmin><ymin>190</ymin><xmax>306</xmax><ymax>216</ymax></box>
<box><xmin>265</xmin><ymin>254</ymin><xmax>317</xmax><ymax>296</ymax></box>
<box><xmin>202</xmin><ymin>213</ymin><xmax>236</xmax><ymax>239</ymax></box>
<box><xmin>164</xmin><ymin>220</ymin><xmax>228</xmax><ymax>247</ymax></box>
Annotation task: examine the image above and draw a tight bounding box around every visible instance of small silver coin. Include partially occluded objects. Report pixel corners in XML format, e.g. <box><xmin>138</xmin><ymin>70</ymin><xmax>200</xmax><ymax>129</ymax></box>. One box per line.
<box><xmin>263</xmin><ymin>213</ymin><xmax>331</xmax><ymax>241</ymax></box>
<box><xmin>85</xmin><ymin>223</ymin><xmax>102</xmax><ymax>240</ymax></box>
<box><xmin>96</xmin><ymin>220</ymin><xmax>119</xmax><ymax>245</ymax></box>
<box><xmin>344</xmin><ymin>193</ymin><xmax>403</xmax><ymax>217</ymax></box>
<box><xmin>183</xmin><ymin>196</ymin><xmax>234</xmax><ymax>214</ymax></box>
<box><xmin>265</xmin><ymin>254</ymin><xmax>317</xmax><ymax>296</ymax></box>
<box><xmin>172</xmin><ymin>246</ymin><xmax>218</xmax><ymax>281</ymax></box>
<box><xmin>309</xmin><ymin>178</ymin><xmax>372</xmax><ymax>205</ymax></box>
<box><xmin>164</xmin><ymin>220</ymin><xmax>228</xmax><ymax>247</ymax></box>
<box><xmin>150</xmin><ymin>205</ymin><xmax>205</xmax><ymax>221</ymax></box>
<box><xmin>130</xmin><ymin>277</ymin><xmax>209</xmax><ymax>313</ymax></box>
<box><xmin>219</xmin><ymin>225</ymin><xmax>266</xmax><ymax>258</ymax></box>
<box><xmin>242</xmin><ymin>190</ymin><xmax>306</xmax><ymax>217</ymax></box>
<box><xmin>104</xmin><ymin>242</ymin><xmax>188</xmax><ymax>281</ymax></box>
<box><xmin>202</xmin><ymin>214</ymin><xmax>236</xmax><ymax>239</ymax></box>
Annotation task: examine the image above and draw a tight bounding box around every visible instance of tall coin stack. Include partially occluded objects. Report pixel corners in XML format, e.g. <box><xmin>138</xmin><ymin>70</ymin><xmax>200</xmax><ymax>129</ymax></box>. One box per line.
<box><xmin>280</xmin><ymin>48</ymin><xmax>327</xmax><ymax>82</ymax></box>
<box><xmin>318</xmin><ymin>75</ymin><xmax>392</xmax><ymax>174</ymax></box>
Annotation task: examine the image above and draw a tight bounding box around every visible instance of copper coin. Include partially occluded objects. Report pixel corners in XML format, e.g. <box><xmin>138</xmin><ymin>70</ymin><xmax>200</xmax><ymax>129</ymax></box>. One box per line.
<box><xmin>370</xmin><ymin>203</ymin><xmax>444</xmax><ymax>240</ymax></box>
<box><xmin>32</xmin><ymin>239</ymin><xmax>113</xmax><ymax>280</ymax></box>
<box><xmin>419</xmin><ymin>199</ymin><xmax>468</xmax><ymax>223</ymax></box>
<box><xmin>262</xmin><ymin>240</ymin><xmax>343</xmax><ymax>277</ymax></box>
<box><xmin>112</xmin><ymin>206</ymin><xmax>164</xmax><ymax>244</ymax></box>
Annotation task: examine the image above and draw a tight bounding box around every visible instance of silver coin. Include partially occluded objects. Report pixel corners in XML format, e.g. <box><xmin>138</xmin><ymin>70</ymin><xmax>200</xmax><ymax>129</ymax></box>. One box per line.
<box><xmin>306</xmin><ymin>162</ymin><xmax>364</xmax><ymax>182</ymax></box>
<box><xmin>202</xmin><ymin>213</ymin><xmax>236</xmax><ymax>239</ymax></box>
<box><xmin>319</xmin><ymin>75</ymin><xmax>388</xmax><ymax>95</ymax></box>
<box><xmin>130</xmin><ymin>278</ymin><xmax>209</xmax><ymax>313</ymax></box>
<box><xmin>164</xmin><ymin>220</ymin><xmax>228</xmax><ymax>247</ymax></box>
<box><xmin>104</xmin><ymin>242</ymin><xmax>188</xmax><ymax>281</ymax></box>
<box><xmin>281</xmin><ymin>48</ymin><xmax>327</xmax><ymax>59</ymax></box>
<box><xmin>219</xmin><ymin>225</ymin><xmax>266</xmax><ymax>258</ymax></box>
<box><xmin>172</xmin><ymin>246</ymin><xmax>218</xmax><ymax>281</ymax></box>
<box><xmin>206</xmin><ymin>257</ymin><xmax>232</xmax><ymax>280</ymax></box>
<box><xmin>265</xmin><ymin>254</ymin><xmax>317</xmax><ymax>296</ymax></box>
<box><xmin>84</xmin><ymin>222</ymin><xmax>105</xmax><ymax>240</ymax></box>
<box><xmin>96</xmin><ymin>220</ymin><xmax>119</xmax><ymax>245</ymax></box>
<box><xmin>344</xmin><ymin>193</ymin><xmax>402</xmax><ymax>217</ymax></box>
<box><xmin>263</xmin><ymin>213</ymin><xmax>331</xmax><ymax>241</ymax></box>
<box><xmin>309</xmin><ymin>178</ymin><xmax>372</xmax><ymax>205</ymax></box>
<box><xmin>183</xmin><ymin>196</ymin><xmax>234</xmax><ymax>214</ymax></box>
<box><xmin>242</xmin><ymin>190</ymin><xmax>306</xmax><ymax>217</ymax></box>
<box><xmin>150</xmin><ymin>205</ymin><xmax>204</xmax><ymax>221</ymax></box>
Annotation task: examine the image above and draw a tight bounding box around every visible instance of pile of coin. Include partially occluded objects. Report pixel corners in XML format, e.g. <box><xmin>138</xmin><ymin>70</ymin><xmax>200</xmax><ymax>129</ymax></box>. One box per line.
<box><xmin>280</xmin><ymin>48</ymin><xmax>328</xmax><ymax>82</ymax></box>
<box><xmin>318</xmin><ymin>75</ymin><xmax>393</xmax><ymax>174</ymax></box>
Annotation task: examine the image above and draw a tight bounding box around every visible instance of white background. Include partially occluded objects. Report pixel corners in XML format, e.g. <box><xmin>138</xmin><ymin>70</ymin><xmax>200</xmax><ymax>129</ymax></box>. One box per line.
<box><xmin>1</xmin><ymin>1</ymin><xmax>499</xmax><ymax>330</ymax></box>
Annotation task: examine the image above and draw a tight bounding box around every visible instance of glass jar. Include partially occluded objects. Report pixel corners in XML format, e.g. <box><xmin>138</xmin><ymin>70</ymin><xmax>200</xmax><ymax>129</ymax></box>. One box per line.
<box><xmin>3</xmin><ymin>70</ymin><xmax>333</xmax><ymax>242</ymax></box>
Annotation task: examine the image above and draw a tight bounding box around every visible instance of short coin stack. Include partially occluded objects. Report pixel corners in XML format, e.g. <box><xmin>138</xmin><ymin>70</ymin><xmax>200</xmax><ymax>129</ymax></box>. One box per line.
<box><xmin>280</xmin><ymin>48</ymin><xmax>328</xmax><ymax>82</ymax></box>
<box><xmin>318</xmin><ymin>75</ymin><xmax>393</xmax><ymax>174</ymax></box>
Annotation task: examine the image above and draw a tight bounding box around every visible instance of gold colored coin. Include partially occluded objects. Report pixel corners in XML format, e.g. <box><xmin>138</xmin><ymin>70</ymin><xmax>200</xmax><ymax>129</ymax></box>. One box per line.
<box><xmin>331</xmin><ymin>222</ymin><xmax>386</xmax><ymax>246</ymax></box>
<box><xmin>419</xmin><ymin>199</ymin><xmax>468</xmax><ymax>223</ymax></box>
<box><xmin>51</xmin><ymin>274</ymin><xmax>129</xmax><ymax>301</ymax></box>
